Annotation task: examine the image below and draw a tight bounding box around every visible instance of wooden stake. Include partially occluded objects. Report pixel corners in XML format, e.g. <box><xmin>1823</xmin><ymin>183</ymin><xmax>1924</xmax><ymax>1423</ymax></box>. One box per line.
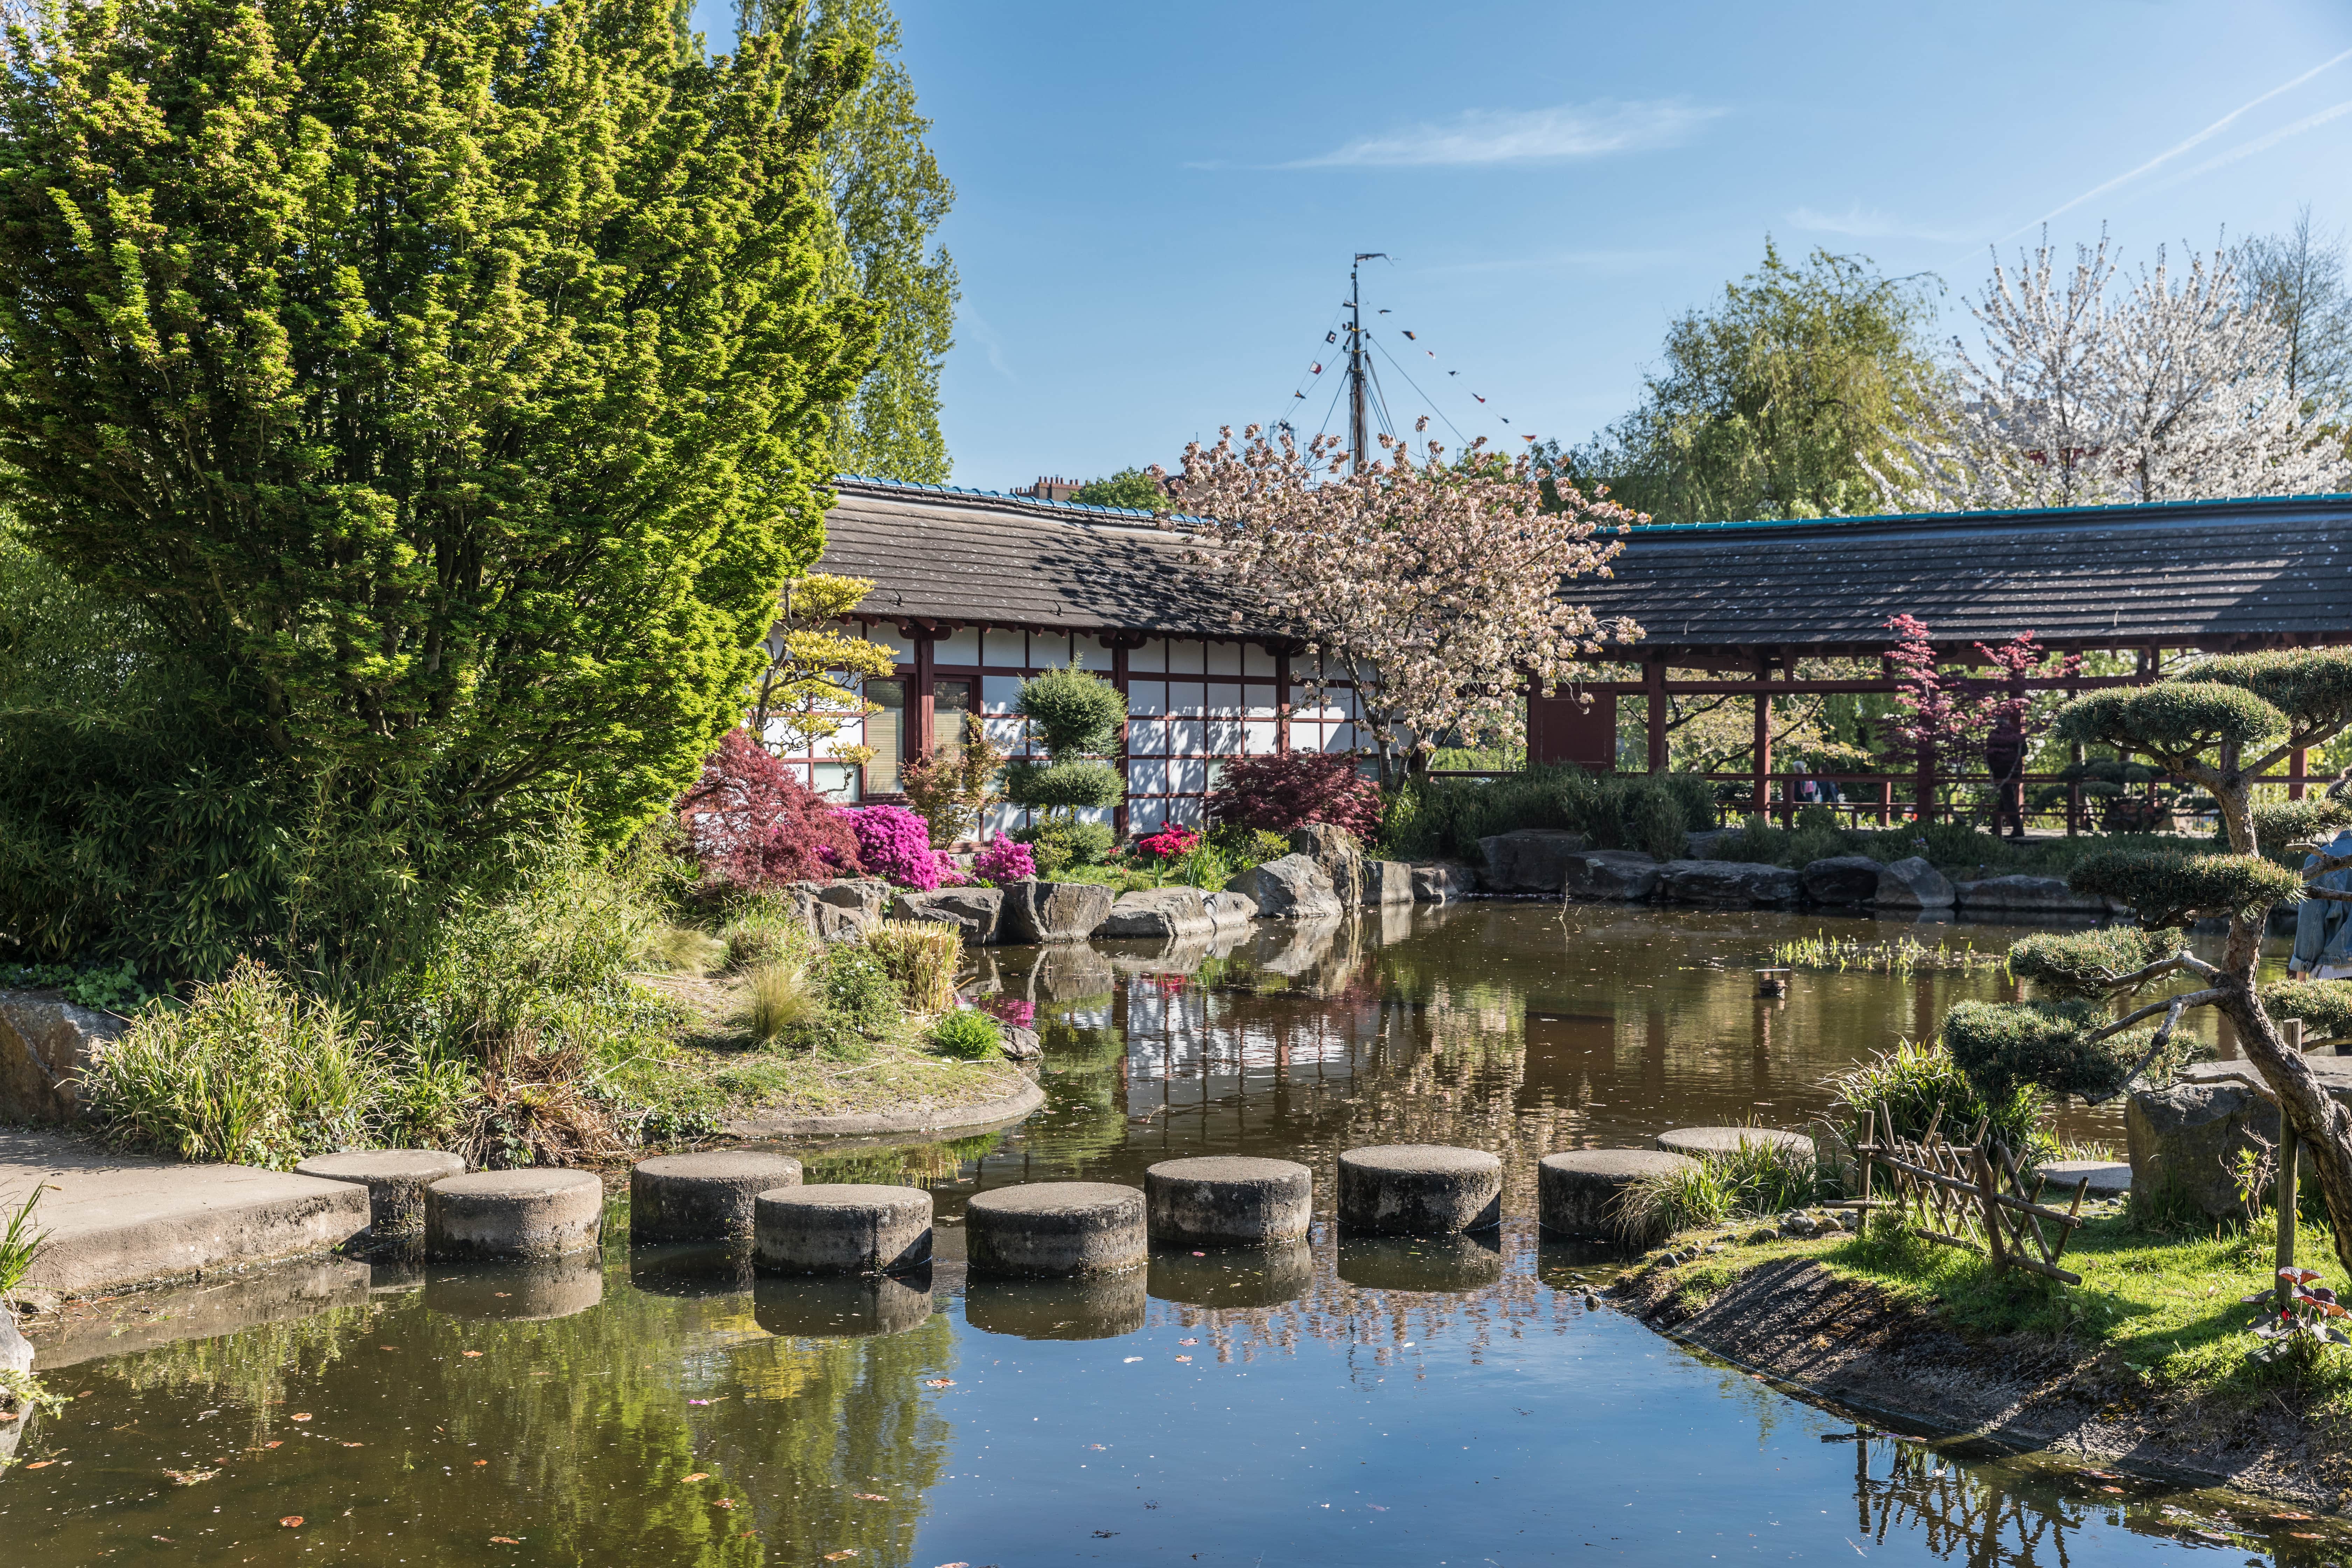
<box><xmin>2279</xmin><ymin>1017</ymin><xmax>2304</xmax><ymax>1308</ymax></box>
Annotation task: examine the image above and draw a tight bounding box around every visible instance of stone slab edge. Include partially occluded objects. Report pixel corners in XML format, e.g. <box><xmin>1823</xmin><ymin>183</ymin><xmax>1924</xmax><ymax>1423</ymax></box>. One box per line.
<box><xmin>20</xmin><ymin>1180</ymin><xmax>370</xmax><ymax>1300</ymax></box>
<box><xmin>721</xmin><ymin>1075</ymin><xmax>1046</xmax><ymax>1140</ymax></box>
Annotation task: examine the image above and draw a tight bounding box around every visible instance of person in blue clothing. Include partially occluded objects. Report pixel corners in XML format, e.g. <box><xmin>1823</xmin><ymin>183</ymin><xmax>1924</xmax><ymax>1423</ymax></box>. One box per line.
<box><xmin>2290</xmin><ymin>825</ymin><xmax>2352</xmax><ymax>979</ymax></box>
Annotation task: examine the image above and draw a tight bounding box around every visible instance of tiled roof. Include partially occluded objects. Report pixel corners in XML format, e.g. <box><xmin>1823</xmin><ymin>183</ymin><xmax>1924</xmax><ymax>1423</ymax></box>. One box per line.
<box><xmin>819</xmin><ymin>477</ymin><xmax>1248</xmax><ymax>637</ymax></box>
<box><xmin>1578</xmin><ymin>493</ymin><xmax>2352</xmax><ymax>655</ymax></box>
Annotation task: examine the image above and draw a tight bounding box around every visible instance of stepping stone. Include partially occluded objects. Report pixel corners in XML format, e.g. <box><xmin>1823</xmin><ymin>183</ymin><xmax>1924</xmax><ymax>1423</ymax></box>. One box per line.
<box><xmin>754</xmin><ymin>1183</ymin><xmax>932</xmax><ymax>1276</ymax></box>
<box><xmin>630</xmin><ymin>1150</ymin><xmax>804</xmax><ymax>1245</ymax></box>
<box><xmin>1654</xmin><ymin>1127</ymin><xmax>1815</xmax><ymax>1162</ymax></box>
<box><xmin>424</xmin><ymin>1255</ymin><xmax>603</xmax><ymax>1322</ymax></box>
<box><xmin>1336</xmin><ymin>1144</ymin><xmax>1502</xmax><ymax>1235</ymax></box>
<box><xmin>2035</xmin><ymin>1160</ymin><xmax>2132</xmax><ymax>1198</ymax></box>
<box><xmin>1144</xmin><ymin>1156</ymin><xmax>1313</xmax><ymax>1248</ymax></box>
<box><xmin>1538</xmin><ymin>1149</ymin><xmax>1700</xmax><ymax>1241</ymax></box>
<box><xmin>1336</xmin><ymin>1233</ymin><xmax>1504</xmax><ymax>1293</ymax></box>
<box><xmin>426</xmin><ymin>1169</ymin><xmax>604</xmax><ymax>1261</ymax></box>
<box><xmin>1147</xmin><ymin>1238</ymin><xmax>1313</xmax><ymax>1310</ymax></box>
<box><xmin>966</xmin><ymin>1182</ymin><xmax>1147</xmax><ymax>1277</ymax></box>
<box><xmin>295</xmin><ymin>1150</ymin><xmax>466</xmax><ymax>1238</ymax></box>
<box><xmin>963</xmin><ymin>1272</ymin><xmax>1147</xmax><ymax>1340</ymax></box>
<box><xmin>754</xmin><ymin>1268</ymin><xmax>934</xmax><ymax>1338</ymax></box>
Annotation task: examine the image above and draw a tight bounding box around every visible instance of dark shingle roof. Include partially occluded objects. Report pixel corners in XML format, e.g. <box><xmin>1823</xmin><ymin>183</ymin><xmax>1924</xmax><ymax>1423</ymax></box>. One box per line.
<box><xmin>818</xmin><ymin>477</ymin><xmax>1243</xmax><ymax>637</ymax></box>
<box><xmin>1580</xmin><ymin>494</ymin><xmax>2352</xmax><ymax>655</ymax></box>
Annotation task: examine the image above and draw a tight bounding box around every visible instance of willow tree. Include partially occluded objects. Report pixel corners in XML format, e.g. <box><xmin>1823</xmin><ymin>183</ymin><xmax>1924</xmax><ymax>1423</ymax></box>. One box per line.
<box><xmin>0</xmin><ymin>0</ymin><xmax>876</xmax><ymax>975</ymax></box>
<box><xmin>1941</xmin><ymin>648</ymin><xmax>2352</xmax><ymax>1273</ymax></box>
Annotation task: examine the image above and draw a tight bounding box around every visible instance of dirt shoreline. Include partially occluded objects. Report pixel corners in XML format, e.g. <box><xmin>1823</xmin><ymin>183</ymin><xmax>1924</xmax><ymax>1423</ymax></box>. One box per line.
<box><xmin>1616</xmin><ymin>1252</ymin><xmax>2352</xmax><ymax>1512</ymax></box>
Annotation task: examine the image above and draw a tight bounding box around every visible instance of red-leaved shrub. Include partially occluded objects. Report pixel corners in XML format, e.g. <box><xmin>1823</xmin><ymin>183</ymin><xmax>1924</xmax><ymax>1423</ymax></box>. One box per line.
<box><xmin>1205</xmin><ymin>752</ymin><xmax>1382</xmax><ymax>840</ymax></box>
<box><xmin>677</xmin><ymin>729</ymin><xmax>862</xmax><ymax>887</ymax></box>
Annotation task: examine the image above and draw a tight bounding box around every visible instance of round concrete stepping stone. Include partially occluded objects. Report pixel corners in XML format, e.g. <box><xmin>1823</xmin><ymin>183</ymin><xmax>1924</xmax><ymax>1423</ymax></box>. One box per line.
<box><xmin>754</xmin><ymin>1183</ymin><xmax>932</xmax><ymax>1276</ymax></box>
<box><xmin>2035</xmin><ymin>1159</ymin><xmax>2132</xmax><ymax>1198</ymax></box>
<box><xmin>1538</xmin><ymin>1148</ymin><xmax>1699</xmax><ymax>1240</ymax></box>
<box><xmin>425</xmin><ymin>1255</ymin><xmax>604</xmax><ymax>1322</ymax></box>
<box><xmin>966</xmin><ymin>1182</ymin><xmax>1147</xmax><ymax>1277</ymax></box>
<box><xmin>963</xmin><ymin>1272</ymin><xmax>1148</xmax><ymax>1340</ymax></box>
<box><xmin>1654</xmin><ymin>1126</ymin><xmax>1815</xmax><ymax>1162</ymax></box>
<box><xmin>754</xmin><ymin>1268</ymin><xmax>934</xmax><ymax>1338</ymax></box>
<box><xmin>1148</xmin><ymin>1238</ymin><xmax>1313</xmax><ymax>1309</ymax></box>
<box><xmin>426</xmin><ymin>1169</ymin><xmax>604</xmax><ymax>1260</ymax></box>
<box><xmin>1144</xmin><ymin>1156</ymin><xmax>1313</xmax><ymax>1248</ymax></box>
<box><xmin>631</xmin><ymin>1150</ymin><xmax>804</xmax><ymax>1245</ymax></box>
<box><xmin>1335</xmin><ymin>1144</ymin><xmax>1501</xmax><ymax>1235</ymax></box>
<box><xmin>1336</xmin><ymin>1233</ymin><xmax>1504</xmax><ymax>1293</ymax></box>
<box><xmin>296</xmin><ymin>1150</ymin><xmax>466</xmax><ymax>1238</ymax></box>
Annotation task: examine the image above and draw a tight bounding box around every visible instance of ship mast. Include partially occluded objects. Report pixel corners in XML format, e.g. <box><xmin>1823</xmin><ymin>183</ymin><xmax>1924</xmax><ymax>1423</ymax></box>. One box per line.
<box><xmin>1347</xmin><ymin>252</ymin><xmax>1385</xmax><ymax>474</ymax></box>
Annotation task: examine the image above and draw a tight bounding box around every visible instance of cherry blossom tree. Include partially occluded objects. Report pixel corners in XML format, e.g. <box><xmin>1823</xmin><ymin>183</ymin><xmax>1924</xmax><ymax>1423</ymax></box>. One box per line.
<box><xmin>1867</xmin><ymin>235</ymin><xmax>2352</xmax><ymax>510</ymax></box>
<box><xmin>1162</xmin><ymin>424</ymin><xmax>1641</xmax><ymax>786</ymax></box>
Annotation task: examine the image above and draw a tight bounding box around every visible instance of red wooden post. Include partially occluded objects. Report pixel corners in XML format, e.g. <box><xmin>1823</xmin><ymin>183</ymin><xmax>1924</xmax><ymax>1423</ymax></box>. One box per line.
<box><xmin>911</xmin><ymin>628</ymin><xmax>935</xmax><ymax>756</ymax></box>
<box><xmin>2292</xmin><ymin>746</ymin><xmax>2309</xmax><ymax>802</ymax></box>
<box><xmin>1645</xmin><ymin>656</ymin><xmax>1668</xmax><ymax>774</ymax></box>
<box><xmin>1274</xmin><ymin>647</ymin><xmax>1293</xmax><ymax>756</ymax></box>
<box><xmin>1750</xmin><ymin>655</ymin><xmax>1771</xmax><ymax>820</ymax></box>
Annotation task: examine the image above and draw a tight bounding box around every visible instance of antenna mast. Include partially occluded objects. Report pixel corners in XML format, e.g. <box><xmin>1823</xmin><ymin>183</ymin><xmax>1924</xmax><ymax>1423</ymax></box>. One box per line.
<box><xmin>1348</xmin><ymin>251</ymin><xmax>1386</xmax><ymax>474</ymax></box>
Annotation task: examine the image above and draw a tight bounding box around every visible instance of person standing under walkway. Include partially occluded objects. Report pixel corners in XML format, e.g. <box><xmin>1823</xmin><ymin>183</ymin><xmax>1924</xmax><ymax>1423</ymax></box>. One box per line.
<box><xmin>1984</xmin><ymin>713</ymin><xmax>2026</xmax><ymax>840</ymax></box>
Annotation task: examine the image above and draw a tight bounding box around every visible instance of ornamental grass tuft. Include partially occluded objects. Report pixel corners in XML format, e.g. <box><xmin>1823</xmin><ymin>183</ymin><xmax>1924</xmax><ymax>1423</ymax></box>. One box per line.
<box><xmin>860</xmin><ymin>919</ymin><xmax>962</xmax><ymax>1014</ymax></box>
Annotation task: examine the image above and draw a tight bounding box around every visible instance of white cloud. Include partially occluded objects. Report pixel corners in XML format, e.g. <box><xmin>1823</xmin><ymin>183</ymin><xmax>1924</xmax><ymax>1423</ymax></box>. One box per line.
<box><xmin>1785</xmin><ymin>204</ymin><xmax>1977</xmax><ymax>244</ymax></box>
<box><xmin>1285</xmin><ymin>100</ymin><xmax>1721</xmax><ymax>169</ymax></box>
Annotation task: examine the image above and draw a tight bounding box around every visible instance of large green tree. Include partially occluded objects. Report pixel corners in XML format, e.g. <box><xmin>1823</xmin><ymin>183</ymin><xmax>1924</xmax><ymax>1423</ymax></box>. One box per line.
<box><xmin>1563</xmin><ymin>240</ymin><xmax>1940</xmax><ymax>523</ymax></box>
<box><xmin>0</xmin><ymin>0</ymin><xmax>875</xmax><ymax>974</ymax></box>
<box><xmin>744</xmin><ymin>0</ymin><xmax>957</xmax><ymax>482</ymax></box>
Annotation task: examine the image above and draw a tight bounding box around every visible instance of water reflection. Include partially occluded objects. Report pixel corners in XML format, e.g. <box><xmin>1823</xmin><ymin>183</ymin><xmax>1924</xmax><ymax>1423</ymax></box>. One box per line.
<box><xmin>753</xmin><ymin>1267</ymin><xmax>936</xmax><ymax>1338</ymax></box>
<box><xmin>1335</xmin><ymin>1232</ymin><xmax>1505</xmax><ymax>1292</ymax></box>
<box><xmin>426</xmin><ymin>1254</ymin><xmax>605</xmax><ymax>1321</ymax></box>
<box><xmin>1146</xmin><ymin>1239</ymin><xmax>1314</xmax><ymax>1308</ymax></box>
<box><xmin>964</xmin><ymin>1271</ymin><xmax>1148</xmax><ymax>1339</ymax></box>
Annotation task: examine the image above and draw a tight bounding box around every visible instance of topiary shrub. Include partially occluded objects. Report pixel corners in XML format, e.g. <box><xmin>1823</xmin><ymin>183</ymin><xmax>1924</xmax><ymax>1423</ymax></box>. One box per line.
<box><xmin>2264</xmin><ymin>979</ymin><xmax>2352</xmax><ymax>1047</ymax></box>
<box><xmin>1205</xmin><ymin>751</ymin><xmax>1382</xmax><ymax>839</ymax></box>
<box><xmin>1014</xmin><ymin>818</ymin><xmax>1114</xmax><ymax>877</ymax></box>
<box><xmin>2006</xmin><ymin>926</ymin><xmax>2183</xmax><ymax>999</ymax></box>
<box><xmin>1942</xmin><ymin>999</ymin><xmax>2200</xmax><ymax>1104</ymax></box>
<box><xmin>2065</xmin><ymin>849</ymin><xmax>2301</xmax><ymax>929</ymax></box>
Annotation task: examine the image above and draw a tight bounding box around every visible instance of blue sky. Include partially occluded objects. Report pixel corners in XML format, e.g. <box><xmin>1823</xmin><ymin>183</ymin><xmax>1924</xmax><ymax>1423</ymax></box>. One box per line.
<box><xmin>690</xmin><ymin>0</ymin><xmax>2352</xmax><ymax>492</ymax></box>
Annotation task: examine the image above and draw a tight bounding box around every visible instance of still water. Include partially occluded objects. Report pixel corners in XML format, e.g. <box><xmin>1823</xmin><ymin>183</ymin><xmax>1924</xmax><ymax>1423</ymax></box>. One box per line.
<box><xmin>6</xmin><ymin>905</ymin><xmax>2327</xmax><ymax>1566</ymax></box>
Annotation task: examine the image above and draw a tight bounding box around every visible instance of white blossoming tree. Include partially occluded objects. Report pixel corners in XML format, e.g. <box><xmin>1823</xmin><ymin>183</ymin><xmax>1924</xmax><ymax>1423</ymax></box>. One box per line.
<box><xmin>1868</xmin><ymin>234</ymin><xmax>2352</xmax><ymax>510</ymax></box>
<box><xmin>1162</xmin><ymin>424</ymin><xmax>1641</xmax><ymax>786</ymax></box>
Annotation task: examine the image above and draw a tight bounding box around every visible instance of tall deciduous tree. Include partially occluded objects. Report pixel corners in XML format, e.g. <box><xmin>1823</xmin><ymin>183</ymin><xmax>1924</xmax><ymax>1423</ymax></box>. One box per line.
<box><xmin>1564</xmin><ymin>241</ymin><xmax>1941</xmax><ymax>524</ymax></box>
<box><xmin>2241</xmin><ymin>206</ymin><xmax>2352</xmax><ymax>415</ymax></box>
<box><xmin>0</xmin><ymin>0</ymin><xmax>875</xmax><ymax>970</ymax></box>
<box><xmin>1168</xmin><ymin>424</ymin><xmax>1640</xmax><ymax>786</ymax></box>
<box><xmin>742</xmin><ymin>0</ymin><xmax>957</xmax><ymax>482</ymax></box>
<box><xmin>1868</xmin><ymin>234</ymin><xmax>2352</xmax><ymax>510</ymax></box>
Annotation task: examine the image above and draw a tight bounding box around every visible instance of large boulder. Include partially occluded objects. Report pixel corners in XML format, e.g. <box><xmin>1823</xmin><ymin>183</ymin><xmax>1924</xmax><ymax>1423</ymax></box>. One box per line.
<box><xmin>1477</xmin><ymin>828</ymin><xmax>1589</xmax><ymax>895</ymax></box>
<box><xmin>1409</xmin><ymin>863</ymin><xmax>1475</xmax><ymax>904</ymax></box>
<box><xmin>818</xmin><ymin>878</ymin><xmax>893</xmax><ymax>918</ymax></box>
<box><xmin>1204</xmin><ymin>891</ymin><xmax>1259</xmax><ymax>931</ymax></box>
<box><xmin>1363</xmin><ymin>860</ymin><xmax>1416</xmax><ymax>906</ymax></box>
<box><xmin>1874</xmin><ymin>856</ymin><xmax>1955</xmax><ymax>911</ymax></box>
<box><xmin>1226</xmin><ymin>854</ymin><xmax>1344</xmax><ymax>919</ymax></box>
<box><xmin>1801</xmin><ymin>855</ymin><xmax>1885</xmax><ymax>907</ymax></box>
<box><xmin>1287</xmin><ymin>824</ymin><xmax>1369</xmax><ymax>906</ymax></box>
<box><xmin>888</xmin><ymin>887</ymin><xmax>1003</xmax><ymax>944</ymax></box>
<box><xmin>1094</xmin><ymin>887</ymin><xmax>1214</xmax><ymax>940</ymax></box>
<box><xmin>2129</xmin><ymin>1058</ymin><xmax>2352</xmax><ymax>1219</ymax></box>
<box><xmin>1656</xmin><ymin>859</ymin><xmax>1800</xmax><ymax>907</ymax></box>
<box><xmin>1561</xmin><ymin>850</ymin><xmax>1662</xmax><ymax>902</ymax></box>
<box><xmin>1955</xmin><ymin>874</ymin><xmax>2118</xmax><ymax>917</ymax></box>
<box><xmin>0</xmin><ymin>990</ymin><xmax>127</xmax><ymax>1122</ymax></box>
<box><xmin>999</xmin><ymin>880</ymin><xmax>1117</xmax><ymax>944</ymax></box>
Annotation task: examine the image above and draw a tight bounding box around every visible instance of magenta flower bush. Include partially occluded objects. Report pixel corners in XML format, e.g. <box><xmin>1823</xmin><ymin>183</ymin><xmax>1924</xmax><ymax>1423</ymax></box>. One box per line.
<box><xmin>851</xmin><ymin>804</ymin><xmax>943</xmax><ymax>890</ymax></box>
<box><xmin>973</xmin><ymin>837</ymin><xmax>1036</xmax><ymax>884</ymax></box>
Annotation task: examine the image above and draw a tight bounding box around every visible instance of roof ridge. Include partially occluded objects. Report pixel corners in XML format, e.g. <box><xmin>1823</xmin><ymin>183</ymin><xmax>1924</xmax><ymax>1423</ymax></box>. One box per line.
<box><xmin>1629</xmin><ymin>491</ymin><xmax>2352</xmax><ymax>534</ymax></box>
<box><xmin>831</xmin><ymin>472</ymin><xmax>1182</xmax><ymax>527</ymax></box>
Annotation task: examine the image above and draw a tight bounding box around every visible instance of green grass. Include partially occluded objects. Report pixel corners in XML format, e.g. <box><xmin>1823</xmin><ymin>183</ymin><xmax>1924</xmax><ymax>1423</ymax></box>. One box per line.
<box><xmin>1770</xmin><ymin>933</ymin><xmax>2004</xmax><ymax>975</ymax></box>
<box><xmin>0</xmin><ymin>1182</ymin><xmax>46</xmax><ymax>1300</ymax></box>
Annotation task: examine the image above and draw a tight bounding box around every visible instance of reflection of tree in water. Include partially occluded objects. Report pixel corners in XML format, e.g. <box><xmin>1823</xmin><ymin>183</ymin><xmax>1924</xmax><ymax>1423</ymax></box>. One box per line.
<box><xmin>88</xmin><ymin>1256</ymin><xmax>956</xmax><ymax>1568</ymax></box>
<box><xmin>1851</xmin><ymin>1436</ymin><xmax>2088</xmax><ymax>1568</ymax></box>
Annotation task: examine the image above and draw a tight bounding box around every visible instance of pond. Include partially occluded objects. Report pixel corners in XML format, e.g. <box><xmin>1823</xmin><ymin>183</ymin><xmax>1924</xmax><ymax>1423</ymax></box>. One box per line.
<box><xmin>5</xmin><ymin>905</ymin><xmax>2326</xmax><ymax>1567</ymax></box>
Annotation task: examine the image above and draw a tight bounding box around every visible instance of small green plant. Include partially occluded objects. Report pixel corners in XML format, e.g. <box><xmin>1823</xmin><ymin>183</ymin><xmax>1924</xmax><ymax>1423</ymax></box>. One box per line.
<box><xmin>1824</xmin><ymin>1036</ymin><xmax>2053</xmax><ymax>1161</ymax></box>
<box><xmin>737</xmin><ymin>959</ymin><xmax>819</xmax><ymax>1047</ymax></box>
<box><xmin>0</xmin><ymin>1182</ymin><xmax>49</xmax><ymax>1302</ymax></box>
<box><xmin>928</xmin><ymin>1008</ymin><xmax>1001</xmax><ymax>1060</ymax></box>
<box><xmin>83</xmin><ymin>959</ymin><xmax>387</xmax><ymax>1169</ymax></box>
<box><xmin>1205</xmin><ymin>823</ymin><xmax>1289</xmax><ymax>867</ymax></box>
<box><xmin>1170</xmin><ymin>843</ymin><xmax>1232</xmax><ymax>890</ymax></box>
<box><xmin>0</xmin><ymin>959</ymin><xmax>151</xmax><ymax>1014</ymax></box>
<box><xmin>797</xmin><ymin>944</ymin><xmax>901</xmax><ymax>1060</ymax></box>
<box><xmin>719</xmin><ymin>891</ymin><xmax>814</xmax><ymax>972</ymax></box>
<box><xmin>1616</xmin><ymin>1159</ymin><xmax>1733</xmax><ymax>1246</ymax></box>
<box><xmin>1616</xmin><ymin>1134</ymin><xmax>1824</xmax><ymax>1245</ymax></box>
<box><xmin>861</xmin><ymin>920</ymin><xmax>962</xmax><ymax>1013</ymax></box>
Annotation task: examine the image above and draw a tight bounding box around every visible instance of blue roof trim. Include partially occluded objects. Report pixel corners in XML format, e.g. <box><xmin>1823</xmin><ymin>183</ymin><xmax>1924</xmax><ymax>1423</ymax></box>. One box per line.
<box><xmin>1628</xmin><ymin>490</ymin><xmax>2352</xmax><ymax>534</ymax></box>
<box><xmin>832</xmin><ymin>472</ymin><xmax>1166</xmax><ymax>524</ymax></box>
